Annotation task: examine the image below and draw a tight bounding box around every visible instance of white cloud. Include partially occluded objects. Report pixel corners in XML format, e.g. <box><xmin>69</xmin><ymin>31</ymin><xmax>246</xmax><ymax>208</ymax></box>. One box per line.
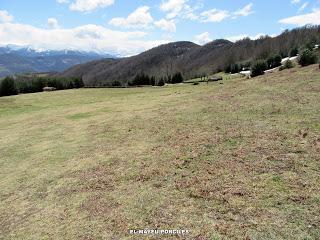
<box><xmin>0</xmin><ymin>22</ymin><xmax>169</xmax><ymax>56</ymax></box>
<box><xmin>160</xmin><ymin>2</ymin><xmax>253</xmax><ymax>23</ymax></box>
<box><xmin>233</xmin><ymin>3</ymin><xmax>254</xmax><ymax>17</ymax></box>
<box><xmin>279</xmin><ymin>9</ymin><xmax>320</xmax><ymax>25</ymax></box>
<box><xmin>154</xmin><ymin>19</ymin><xmax>176</xmax><ymax>32</ymax></box>
<box><xmin>198</xmin><ymin>3</ymin><xmax>254</xmax><ymax>23</ymax></box>
<box><xmin>291</xmin><ymin>0</ymin><xmax>301</xmax><ymax>4</ymax></box>
<box><xmin>194</xmin><ymin>32</ymin><xmax>212</xmax><ymax>45</ymax></box>
<box><xmin>69</xmin><ymin>0</ymin><xmax>114</xmax><ymax>12</ymax></box>
<box><xmin>182</xmin><ymin>4</ymin><xmax>199</xmax><ymax>20</ymax></box>
<box><xmin>56</xmin><ymin>0</ymin><xmax>69</xmax><ymax>3</ymax></box>
<box><xmin>109</xmin><ymin>6</ymin><xmax>153</xmax><ymax>29</ymax></box>
<box><xmin>47</xmin><ymin>18</ymin><xmax>59</xmax><ymax>29</ymax></box>
<box><xmin>160</xmin><ymin>0</ymin><xmax>186</xmax><ymax>19</ymax></box>
<box><xmin>200</xmin><ymin>9</ymin><xmax>230</xmax><ymax>22</ymax></box>
<box><xmin>298</xmin><ymin>2</ymin><xmax>308</xmax><ymax>12</ymax></box>
<box><xmin>159</xmin><ymin>0</ymin><xmax>199</xmax><ymax>20</ymax></box>
<box><xmin>0</xmin><ymin>10</ymin><xmax>14</xmax><ymax>23</ymax></box>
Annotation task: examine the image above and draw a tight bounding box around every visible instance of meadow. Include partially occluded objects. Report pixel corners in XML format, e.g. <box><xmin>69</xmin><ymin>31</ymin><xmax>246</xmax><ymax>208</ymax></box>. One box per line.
<box><xmin>0</xmin><ymin>65</ymin><xmax>319</xmax><ymax>239</ymax></box>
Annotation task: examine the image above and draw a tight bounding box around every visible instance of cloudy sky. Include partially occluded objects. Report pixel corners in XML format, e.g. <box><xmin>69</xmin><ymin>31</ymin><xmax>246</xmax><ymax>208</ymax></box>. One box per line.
<box><xmin>0</xmin><ymin>0</ymin><xmax>320</xmax><ymax>56</ymax></box>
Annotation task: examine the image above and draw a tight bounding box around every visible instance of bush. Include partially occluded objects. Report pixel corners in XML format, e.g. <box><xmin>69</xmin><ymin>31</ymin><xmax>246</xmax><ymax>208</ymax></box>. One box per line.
<box><xmin>279</xmin><ymin>60</ymin><xmax>294</xmax><ymax>71</ymax></box>
<box><xmin>171</xmin><ymin>72</ymin><xmax>184</xmax><ymax>84</ymax></box>
<box><xmin>0</xmin><ymin>77</ymin><xmax>18</xmax><ymax>96</ymax></box>
<box><xmin>251</xmin><ymin>60</ymin><xmax>268</xmax><ymax>77</ymax></box>
<box><xmin>298</xmin><ymin>49</ymin><xmax>318</xmax><ymax>66</ymax></box>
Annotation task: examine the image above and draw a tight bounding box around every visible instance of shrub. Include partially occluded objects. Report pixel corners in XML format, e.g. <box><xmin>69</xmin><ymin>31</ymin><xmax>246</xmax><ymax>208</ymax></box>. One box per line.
<box><xmin>279</xmin><ymin>60</ymin><xmax>294</xmax><ymax>71</ymax></box>
<box><xmin>0</xmin><ymin>77</ymin><xmax>18</xmax><ymax>96</ymax></box>
<box><xmin>298</xmin><ymin>49</ymin><xmax>318</xmax><ymax>66</ymax></box>
<box><xmin>171</xmin><ymin>72</ymin><xmax>184</xmax><ymax>84</ymax></box>
<box><xmin>251</xmin><ymin>60</ymin><xmax>268</xmax><ymax>77</ymax></box>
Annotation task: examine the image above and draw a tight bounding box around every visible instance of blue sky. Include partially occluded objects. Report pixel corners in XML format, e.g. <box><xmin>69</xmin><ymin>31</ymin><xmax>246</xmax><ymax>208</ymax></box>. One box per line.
<box><xmin>0</xmin><ymin>0</ymin><xmax>319</xmax><ymax>56</ymax></box>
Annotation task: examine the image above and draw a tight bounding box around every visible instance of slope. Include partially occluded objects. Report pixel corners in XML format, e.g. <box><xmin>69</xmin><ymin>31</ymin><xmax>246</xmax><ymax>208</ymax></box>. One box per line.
<box><xmin>1</xmin><ymin>65</ymin><xmax>319</xmax><ymax>239</ymax></box>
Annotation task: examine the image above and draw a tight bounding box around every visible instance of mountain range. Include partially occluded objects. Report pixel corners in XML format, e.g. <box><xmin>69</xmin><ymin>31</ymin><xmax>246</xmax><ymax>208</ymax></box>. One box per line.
<box><xmin>1</xmin><ymin>26</ymin><xmax>319</xmax><ymax>84</ymax></box>
<box><xmin>58</xmin><ymin>26</ymin><xmax>320</xmax><ymax>86</ymax></box>
<box><xmin>0</xmin><ymin>45</ymin><xmax>115</xmax><ymax>77</ymax></box>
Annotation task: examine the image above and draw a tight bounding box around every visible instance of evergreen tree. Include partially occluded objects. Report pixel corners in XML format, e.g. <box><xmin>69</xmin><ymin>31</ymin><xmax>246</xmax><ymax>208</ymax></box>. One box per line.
<box><xmin>267</xmin><ymin>55</ymin><xmax>282</xmax><ymax>69</ymax></box>
<box><xmin>230</xmin><ymin>63</ymin><xmax>240</xmax><ymax>73</ymax></box>
<box><xmin>251</xmin><ymin>60</ymin><xmax>268</xmax><ymax>77</ymax></box>
<box><xmin>279</xmin><ymin>60</ymin><xmax>294</xmax><ymax>71</ymax></box>
<box><xmin>157</xmin><ymin>77</ymin><xmax>165</xmax><ymax>86</ymax></box>
<box><xmin>298</xmin><ymin>49</ymin><xmax>318</xmax><ymax>66</ymax></box>
<box><xmin>0</xmin><ymin>77</ymin><xmax>18</xmax><ymax>96</ymax></box>
<box><xmin>171</xmin><ymin>72</ymin><xmax>184</xmax><ymax>84</ymax></box>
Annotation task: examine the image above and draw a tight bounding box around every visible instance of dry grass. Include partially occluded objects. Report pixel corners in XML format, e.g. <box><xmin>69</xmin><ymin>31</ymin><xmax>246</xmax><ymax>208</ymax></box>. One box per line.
<box><xmin>0</xmin><ymin>65</ymin><xmax>319</xmax><ymax>239</ymax></box>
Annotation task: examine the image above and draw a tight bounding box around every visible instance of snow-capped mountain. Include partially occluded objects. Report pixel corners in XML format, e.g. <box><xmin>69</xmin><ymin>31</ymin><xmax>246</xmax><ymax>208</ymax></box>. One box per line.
<box><xmin>0</xmin><ymin>45</ymin><xmax>116</xmax><ymax>77</ymax></box>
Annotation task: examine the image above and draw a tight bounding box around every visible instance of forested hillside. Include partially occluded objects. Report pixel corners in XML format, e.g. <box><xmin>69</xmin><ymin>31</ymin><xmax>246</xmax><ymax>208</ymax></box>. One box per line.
<box><xmin>59</xmin><ymin>26</ymin><xmax>320</xmax><ymax>86</ymax></box>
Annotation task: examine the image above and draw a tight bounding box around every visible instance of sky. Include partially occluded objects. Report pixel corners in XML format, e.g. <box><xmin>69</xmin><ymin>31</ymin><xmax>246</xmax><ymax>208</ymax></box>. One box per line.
<box><xmin>0</xmin><ymin>0</ymin><xmax>320</xmax><ymax>56</ymax></box>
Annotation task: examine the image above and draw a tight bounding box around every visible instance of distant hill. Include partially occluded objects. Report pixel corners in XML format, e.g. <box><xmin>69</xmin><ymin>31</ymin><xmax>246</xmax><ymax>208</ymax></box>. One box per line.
<box><xmin>58</xmin><ymin>26</ymin><xmax>320</xmax><ymax>86</ymax></box>
<box><xmin>0</xmin><ymin>45</ymin><xmax>115</xmax><ymax>77</ymax></box>
<box><xmin>59</xmin><ymin>41</ymin><xmax>199</xmax><ymax>86</ymax></box>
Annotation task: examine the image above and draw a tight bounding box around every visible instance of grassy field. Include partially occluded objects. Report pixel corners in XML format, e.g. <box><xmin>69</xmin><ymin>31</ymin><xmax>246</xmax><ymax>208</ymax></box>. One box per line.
<box><xmin>0</xmin><ymin>65</ymin><xmax>319</xmax><ymax>239</ymax></box>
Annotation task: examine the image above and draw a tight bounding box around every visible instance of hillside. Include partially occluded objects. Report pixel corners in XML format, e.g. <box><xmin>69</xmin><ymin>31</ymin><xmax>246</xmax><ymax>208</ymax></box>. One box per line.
<box><xmin>0</xmin><ymin>46</ymin><xmax>115</xmax><ymax>77</ymax></box>
<box><xmin>60</xmin><ymin>41</ymin><xmax>199</xmax><ymax>86</ymax></box>
<box><xmin>1</xmin><ymin>65</ymin><xmax>319</xmax><ymax>239</ymax></box>
<box><xmin>58</xmin><ymin>26</ymin><xmax>320</xmax><ymax>86</ymax></box>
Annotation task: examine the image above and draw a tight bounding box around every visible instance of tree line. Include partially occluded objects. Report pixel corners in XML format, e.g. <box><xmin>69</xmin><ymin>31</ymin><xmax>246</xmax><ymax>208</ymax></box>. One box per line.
<box><xmin>0</xmin><ymin>76</ymin><xmax>84</xmax><ymax>97</ymax></box>
<box><xmin>128</xmin><ymin>72</ymin><xmax>184</xmax><ymax>86</ymax></box>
